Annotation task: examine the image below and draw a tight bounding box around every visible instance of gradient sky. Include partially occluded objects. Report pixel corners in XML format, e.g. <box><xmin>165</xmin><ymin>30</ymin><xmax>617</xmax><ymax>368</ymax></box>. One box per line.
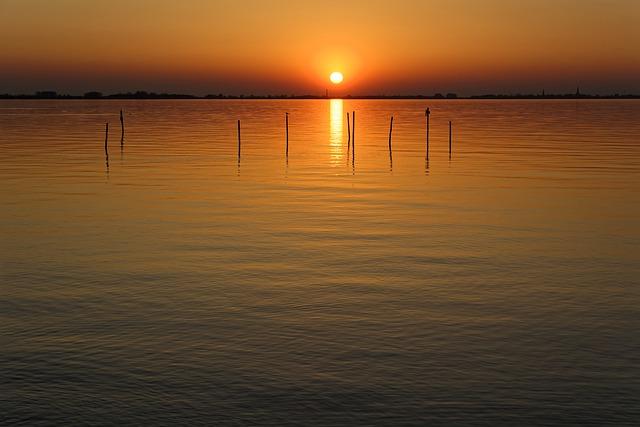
<box><xmin>1</xmin><ymin>0</ymin><xmax>638</xmax><ymax>95</ymax></box>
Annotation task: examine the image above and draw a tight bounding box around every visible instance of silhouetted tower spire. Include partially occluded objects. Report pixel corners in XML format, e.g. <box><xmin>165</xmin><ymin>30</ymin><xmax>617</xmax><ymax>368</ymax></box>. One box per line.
<box><xmin>576</xmin><ymin>86</ymin><xmax>581</xmax><ymax>96</ymax></box>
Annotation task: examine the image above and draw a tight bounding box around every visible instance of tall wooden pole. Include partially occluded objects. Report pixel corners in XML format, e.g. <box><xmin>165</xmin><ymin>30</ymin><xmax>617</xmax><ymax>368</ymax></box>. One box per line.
<box><xmin>388</xmin><ymin>115</ymin><xmax>394</xmax><ymax>152</ymax></box>
<box><xmin>237</xmin><ymin>120</ymin><xmax>241</xmax><ymax>161</ymax></box>
<box><xmin>388</xmin><ymin>116</ymin><xmax>394</xmax><ymax>171</ymax></box>
<box><xmin>285</xmin><ymin>112</ymin><xmax>289</xmax><ymax>157</ymax></box>
<box><xmin>104</xmin><ymin>122</ymin><xmax>109</xmax><ymax>168</ymax></box>
<box><xmin>119</xmin><ymin>109</ymin><xmax>124</xmax><ymax>142</ymax></box>
<box><xmin>449</xmin><ymin>121</ymin><xmax>452</xmax><ymax>158</ymax></box>
<box><xmin>351</xmin><ymin>111</ymin><xmax>356</xmax><ymax>164</ymax></box>
<box><xmin>347</xmin><ymin>112</ymin><xmax>351</xmax><ymax>147</ymax></box>
<box><xmin>425</xmin><ymin>108</ymin><xmax>430</xmax><ymax>159</ymax></box>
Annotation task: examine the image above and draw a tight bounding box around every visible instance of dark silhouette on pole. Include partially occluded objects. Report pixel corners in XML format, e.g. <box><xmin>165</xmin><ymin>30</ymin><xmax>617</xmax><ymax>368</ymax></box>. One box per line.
<box><xmin>285</xmin><ymin>112</ymin><xmax>289</xmax><ymax>158</ymax></box>
<box><xmin>237</xmin><ymin>120</ymin><xmax>241</xmax><ymax>163</ymax></box>
<box><xmin>425</xmin><ymin>108</ymin><xmax>430</xmax><ymax>159</ymax></box>
<box><xmin>449</xmin><ymin>121</ymin><xmax>452</xmax><ymax>159</ymax></box>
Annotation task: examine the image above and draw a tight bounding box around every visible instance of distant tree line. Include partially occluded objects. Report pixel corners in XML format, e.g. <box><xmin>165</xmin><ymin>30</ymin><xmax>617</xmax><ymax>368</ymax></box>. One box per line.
<box><xmin>1</xmin><ymin>90</ymin><xmax>638</xmax><ymax>100</ymax></box>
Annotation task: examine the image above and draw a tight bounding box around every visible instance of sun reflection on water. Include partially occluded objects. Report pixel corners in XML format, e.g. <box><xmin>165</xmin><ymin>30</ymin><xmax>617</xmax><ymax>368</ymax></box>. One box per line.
<box><xmin>329</xmin><ymin>99</ymin><xmax>343</xmax><ymax>164</ymax></box>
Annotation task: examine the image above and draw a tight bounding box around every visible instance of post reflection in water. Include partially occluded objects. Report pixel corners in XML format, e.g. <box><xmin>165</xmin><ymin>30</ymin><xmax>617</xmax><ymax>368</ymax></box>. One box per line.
<box><xmin>329</xmin><ymin>99</ymin><xmax>343</xmax><ymax>164</ymax></box>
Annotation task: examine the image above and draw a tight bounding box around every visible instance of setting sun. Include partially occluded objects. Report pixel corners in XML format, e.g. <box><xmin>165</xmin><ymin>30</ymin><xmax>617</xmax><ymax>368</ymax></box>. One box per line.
<box><xmin>330</xmin><ymin>71</ymin><xmax>344</xmax><ymax>84</ymax></box>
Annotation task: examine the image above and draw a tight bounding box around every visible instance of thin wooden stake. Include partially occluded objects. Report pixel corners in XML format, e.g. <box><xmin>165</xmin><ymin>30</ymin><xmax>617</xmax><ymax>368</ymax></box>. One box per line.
<box><xmin>104</xmin><ymin>122</ymin><xmax>109</xmax><ymax>168</ymax></box>
<box><xmin>119</xmin><ymin>109</ymin><xmax>125</xmax><ymax>142</ymax></box>
<box><xmin>449</xmin><ymin>120</ymin><xmax>452</xmax><ymax>158</ymax></box>
<box><xmin>285</xmin><ymin>112</ymin><xmax>289</xmax><ymax>157</ymax></box>
<box><xmin>347</xmin><ymin>112</ymin><xmax>351</xmax><ymax>147</ymax></box>
<box><xmin>351</xmin><ymin>111</ymin><xmax>356</xmax><ymax>164</ymax></box>
<box><xmin>237</xmin><ymin>120</ymin><xmax>241</xmax><ymax>160</ymax></box>
<box><xmin>425</xmin><ymin>108</ymin><xmax>430</xmax><ymax>159</ymax></box>
<box><xmin>389</xmin><ymin>116</ymin><xmax>394</xmax><ymax>171</ymax></box>
<box><xmin>388</xmin><ymin>115</ymin><xmax>394</xmax><ymax>152</ymax></box>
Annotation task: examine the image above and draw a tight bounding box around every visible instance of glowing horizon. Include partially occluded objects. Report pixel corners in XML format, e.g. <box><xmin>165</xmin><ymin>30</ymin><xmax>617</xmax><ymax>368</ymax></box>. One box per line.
<box><xmin>1</xmin><ymin>0</ymin><xmax>639</xmax><ymax>95</ymax></box>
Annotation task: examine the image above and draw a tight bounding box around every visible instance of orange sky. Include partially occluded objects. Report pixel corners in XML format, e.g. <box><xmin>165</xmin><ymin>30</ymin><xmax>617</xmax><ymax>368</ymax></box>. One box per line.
<box><xmin>1</xmin><ymin>0</ymin><xmax>638</xmax><ymax>95</ymax></box>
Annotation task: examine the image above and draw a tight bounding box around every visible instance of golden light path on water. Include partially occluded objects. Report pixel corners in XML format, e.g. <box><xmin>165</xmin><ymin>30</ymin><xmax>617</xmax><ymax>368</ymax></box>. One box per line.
<box><xmin>329</xmin><ymin>99</ymin><xmax>343</xmax><ymax>165</ymax></box>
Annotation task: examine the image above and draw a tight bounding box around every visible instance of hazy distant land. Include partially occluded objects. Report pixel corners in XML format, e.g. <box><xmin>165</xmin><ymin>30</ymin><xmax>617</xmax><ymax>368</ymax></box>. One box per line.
<box><xmin>2</xmin><ymin>90</ymin><xmax>639</xmax><ymax>100</ymax></box>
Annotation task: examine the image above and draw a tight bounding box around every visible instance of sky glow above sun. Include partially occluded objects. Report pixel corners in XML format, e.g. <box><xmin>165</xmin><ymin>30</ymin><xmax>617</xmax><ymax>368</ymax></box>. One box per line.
<box><xmin>1</xmin><ymin>0</ymin><xmax>639</xmax><ymax>95</ymax></box>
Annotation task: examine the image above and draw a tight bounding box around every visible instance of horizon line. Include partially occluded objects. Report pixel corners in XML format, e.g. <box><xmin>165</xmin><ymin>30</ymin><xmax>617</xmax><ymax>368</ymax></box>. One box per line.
<box><xmin>2</xmin><ymin>90</ymin><xmax>640</xmax><ymax>100</ymax></box>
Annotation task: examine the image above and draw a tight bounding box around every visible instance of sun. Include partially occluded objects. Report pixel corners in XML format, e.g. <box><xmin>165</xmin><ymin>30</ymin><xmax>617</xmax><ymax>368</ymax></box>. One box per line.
<box><xmin>330</xmin><ymin>71</ymin><xmax>344</xmax><ymax>84</ymax></box>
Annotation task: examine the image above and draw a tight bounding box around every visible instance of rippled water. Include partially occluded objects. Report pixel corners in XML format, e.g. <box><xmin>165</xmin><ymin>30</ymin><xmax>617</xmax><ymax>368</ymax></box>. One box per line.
<box><xmin>1</xmin><ymin>100</ymin><xmax>639</xmax><ymax>425</ymax></box>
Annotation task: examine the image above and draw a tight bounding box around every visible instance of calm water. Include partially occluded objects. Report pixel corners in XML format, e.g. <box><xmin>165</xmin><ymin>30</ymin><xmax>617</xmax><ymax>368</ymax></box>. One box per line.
<box><xmin>1</xmin><ymin>100</ymin><xmax>639</xmax><ymax>426</ymax></box>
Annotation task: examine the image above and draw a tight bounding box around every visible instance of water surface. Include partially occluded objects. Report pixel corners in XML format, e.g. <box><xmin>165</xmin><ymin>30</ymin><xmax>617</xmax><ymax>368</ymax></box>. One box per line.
<box><xmin>1</xmin><ymin>100</ymin><xmax>639</xmax><ymax>425</ymax></box>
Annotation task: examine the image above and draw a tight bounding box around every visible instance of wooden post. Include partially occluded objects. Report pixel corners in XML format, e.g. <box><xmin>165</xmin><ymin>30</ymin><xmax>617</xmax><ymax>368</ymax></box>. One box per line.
<box><xmin>425</xmin><ymin>108</ymin><xmax>430</xmax><ymax>159</ymax></box>
<box><xmin>449</xmin><ymin>120</ymin><xmax>452</xmax><ymax>158</ymax></box>
<box><xmin>347</xmin><ymin>112</ymin><xmax>351</xmax><ymax>147</ymax></box>
<box><xmin>388</xmin><ymin>115</ymin><xmax>394</xmax><ymax>152</ymax></box>
<box><xmin>237</xmin><ymin>120</ymin><xmax>241</xmax><ymax>160</ymax></box>
<box><xmin>388</xmin><ymin>116</ymin><xmax>394</xmax><ymax>171</ymax></box>
<box><xmin>104</xmin><ymin>122</ymin><xmax>109</xmax><ymax>168</ymax></box>
<box><xmin>351</xmin><ymin>111</ymin><xmax>355</xmax><ymax>164</ymax></box>
<box><xmin>119</xmin><ymin>109</ymin><xmax>124</xmax><ymax>142</ymax></box>
<box><xmin>285</xmin><ymin>112</ymin><xmax>289</xmax><ymax>157</ymax></box>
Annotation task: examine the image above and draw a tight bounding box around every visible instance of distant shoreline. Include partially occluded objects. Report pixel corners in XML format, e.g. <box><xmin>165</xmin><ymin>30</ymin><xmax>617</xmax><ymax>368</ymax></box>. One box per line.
<box><xmin>2</xmin><ymin>91</ymin><xmax>639</xmax><ymax>100</ymax></box>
